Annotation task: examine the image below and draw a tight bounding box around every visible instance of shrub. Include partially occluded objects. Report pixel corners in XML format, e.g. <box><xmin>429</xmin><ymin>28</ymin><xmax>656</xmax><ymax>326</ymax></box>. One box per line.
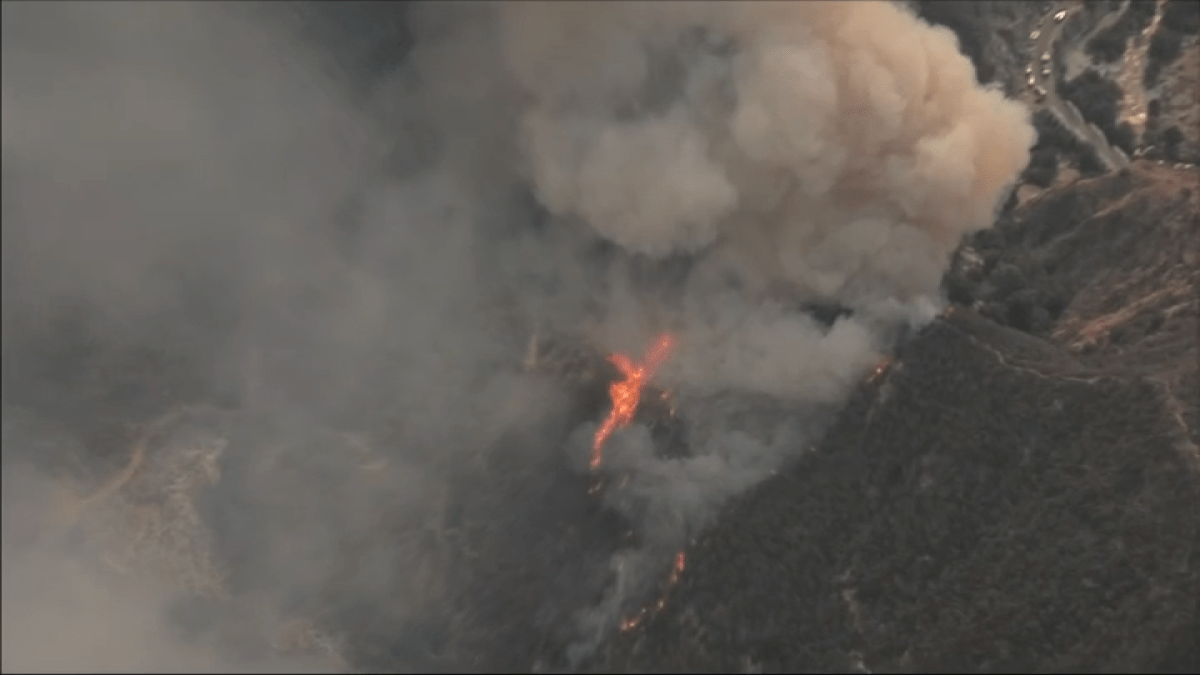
<box><xmin>1162</xmin><ymin>0</ymin><xmax>1200</xmax><ymax>35</ymax></box>
<box><xmin>1162</xmin><ymin>127</ymin><xmax>1184</xmax><ymax>161</ymax></box>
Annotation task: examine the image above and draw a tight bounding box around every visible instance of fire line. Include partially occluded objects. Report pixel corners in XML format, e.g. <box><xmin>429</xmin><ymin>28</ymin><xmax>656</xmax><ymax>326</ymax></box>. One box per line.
<box><xmin>591</xmin><ymin>332</ymin><xmax>676</xmax><ymax>471</ymax></box>
<box><xmin>619</xmin><ymin>549</ymin><xmax>688</xmax><ymax>633</ymax></box>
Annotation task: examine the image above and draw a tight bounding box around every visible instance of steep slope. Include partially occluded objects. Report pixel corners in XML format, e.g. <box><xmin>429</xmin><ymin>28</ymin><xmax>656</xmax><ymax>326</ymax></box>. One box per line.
<box><xmin>4</xmin><ymin>5</ymin><xmax>1196</xmax><ymax>673</ymax></box>
<box><xmin>598</xmin><ymin>164</ymin><xmax>1199</xmax><ymax>673</ymax></box>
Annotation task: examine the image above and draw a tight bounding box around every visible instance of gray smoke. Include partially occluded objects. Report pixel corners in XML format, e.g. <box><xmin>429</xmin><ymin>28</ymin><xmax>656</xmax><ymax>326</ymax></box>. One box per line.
<box><xmin>490</xmin><ymin>0</ymin><xmax>1035</xmax><ymax>657</ymax></box>
<box><xmin>1</xmin><ymin>1</ymin><xmax>1033</xmax><ymax>671</ymax></box>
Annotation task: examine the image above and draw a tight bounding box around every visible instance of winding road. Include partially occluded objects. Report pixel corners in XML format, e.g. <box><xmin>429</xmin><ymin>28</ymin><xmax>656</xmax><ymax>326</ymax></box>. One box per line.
<box><xmin>1029</xmin><ymin>2</ymin><xmax>1130</xmax><ymax>171</ymax></box>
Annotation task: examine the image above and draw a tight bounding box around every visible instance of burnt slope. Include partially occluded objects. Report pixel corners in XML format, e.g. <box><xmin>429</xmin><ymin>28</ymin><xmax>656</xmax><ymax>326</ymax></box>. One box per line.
<box><xmin>601</xmin><ymin>166</ymin><xmax>1200</xmax><ymax>674</ymax></box>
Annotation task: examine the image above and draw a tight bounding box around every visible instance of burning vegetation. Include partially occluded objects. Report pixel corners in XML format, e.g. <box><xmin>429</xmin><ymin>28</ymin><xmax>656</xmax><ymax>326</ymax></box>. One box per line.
<box><xmin>591</xmin><ymin>333</ymin><xmax>677</xmax><ymax>471</ymax></box>
<box><xmin>1</xmin><ymin>0</ymin><xmax>1048</xmax><ymax>671</ymax></box>
<box><xmin>618</xmin><ymin>550</ymin><xmax>688</xmax><ymax>634</ymax></box>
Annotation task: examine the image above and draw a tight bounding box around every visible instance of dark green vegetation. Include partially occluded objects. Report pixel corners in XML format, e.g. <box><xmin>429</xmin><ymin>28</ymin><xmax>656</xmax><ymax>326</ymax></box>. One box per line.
<box><xmin>1020</xmin><ymin>109</ymin><xmax>1107</xmax><ymax>189</ymax></box>
<box><xmin>1058</xmin><ymin>69</ymin><xmax>1137</xmax><ymax>157</ymax></box>
<box><xmin>1086</xmin><ymin>0</ymin><xmax>1157</xmax><ymax>63</ymax></box>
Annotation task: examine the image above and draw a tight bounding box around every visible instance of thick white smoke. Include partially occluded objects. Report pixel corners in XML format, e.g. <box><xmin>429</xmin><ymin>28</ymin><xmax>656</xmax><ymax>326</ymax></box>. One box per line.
<box><xmin>1</xmin><ymin>0</ymin><xmax>1034</xmax><ymax>670</ymax></box>
<box><xmin>501</xmin><ymin>1</ymin><xmax>1034</xmax><ymax>345</ymax></box>
<box><xmin>490</xmin><ymin>0</ymin><xmax>1035</xmax><ymax>659</ymax></box>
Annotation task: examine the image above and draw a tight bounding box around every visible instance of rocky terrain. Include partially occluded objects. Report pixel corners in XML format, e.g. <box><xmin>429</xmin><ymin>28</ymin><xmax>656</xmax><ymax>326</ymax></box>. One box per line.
<box><xmin>3</xmin><ymin>2</ymin><xmax>1197</xmax><ymax>673</ymax></box>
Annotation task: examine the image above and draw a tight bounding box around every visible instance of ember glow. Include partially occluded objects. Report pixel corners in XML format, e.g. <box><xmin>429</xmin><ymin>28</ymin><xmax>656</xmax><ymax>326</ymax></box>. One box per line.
<box><xmin>669</xmin><ymin>551</ymin><xmax>686</xmax><ymax>584</ymax></box>
<box><xmin>591</xmin><ymin>333</ymin><xmax>677</xmax><ymax>471</ymax></box>
<box><xmin>867</xmin><ymin>356</ymin><xmax>894</xmax><ymax>385</ymax></box>
<box><xmin>619</xmin><ymin>550</ymin><xmax>688</xmax><ymax>633</ymax></box>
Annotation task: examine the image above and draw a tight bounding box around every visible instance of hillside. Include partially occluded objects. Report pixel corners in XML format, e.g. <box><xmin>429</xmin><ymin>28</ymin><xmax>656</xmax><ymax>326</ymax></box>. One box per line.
<box><xmin>598</xmin><ymin>162</ymin><xmax>1199</xmax><ymax>673</ymax></box>
<box><xmin>3</xmin><ymin>3</ymin><xmax>1197</xmax><ymax>673</ymax></box>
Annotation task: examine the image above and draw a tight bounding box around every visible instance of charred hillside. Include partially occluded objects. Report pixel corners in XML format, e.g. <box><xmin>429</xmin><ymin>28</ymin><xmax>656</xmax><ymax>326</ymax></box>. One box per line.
<box><xmin>599</xmin><ymin>164</ymin><xmax>1200</xmax><ymax>674</ymax></box>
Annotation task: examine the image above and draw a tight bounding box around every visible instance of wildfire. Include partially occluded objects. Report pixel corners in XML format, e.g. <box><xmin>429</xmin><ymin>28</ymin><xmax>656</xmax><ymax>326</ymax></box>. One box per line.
<box><xmin>867</xmin><ymin>356</ymin><xmax>893</xmax><ymax>385</ymax></box>
<box><xmin>591</xmin><ymin>332</ymin><xmax>677</xmax><ymax>471</ymax></box>
<box><xmin>619</xmin><ymin>550</ymin><xmax>688</xmax><ymax>633</ymax></box>
<box><xmin>619</xmin><ymin>612</ymin><xmax>645</xmax><ymax>633</ymax></box>
<box><xmin>669</xmin><ymin>550</ymin><xmax>686</xmax><ymax>583</ymax></box>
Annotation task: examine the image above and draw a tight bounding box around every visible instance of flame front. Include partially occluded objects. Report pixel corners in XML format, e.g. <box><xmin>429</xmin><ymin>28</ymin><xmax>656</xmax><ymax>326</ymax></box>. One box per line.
<box><xmin>591</xmin><ymin>332</ymin><xmax>676</xmax><ymax>471</ymax></box>
<box><xmin>669</xmin><ymin>551</ymin><xmax>686</xmax><ymax>583</ymax></box>
<box><xmin>619</xmin><ymin>549</ymin><xmax>688</xmax><ymax>633</ymax></box>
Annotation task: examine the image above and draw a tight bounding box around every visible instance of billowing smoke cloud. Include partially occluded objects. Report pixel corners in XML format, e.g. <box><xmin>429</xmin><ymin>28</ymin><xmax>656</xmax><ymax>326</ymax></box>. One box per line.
<box><xmin>493</xmin><ymin>0</ymin><xmax>1035</xmax><ymax>658</ymax></box>
<box><xmin>500</xmin><ymin>0</ymin><xmax>1034</xmax><ymax>370</ymax></box>
<box><xmin>1</xmin><ymin>1</ymin><xmax>1033</xmax><ymax>671</ymax></box>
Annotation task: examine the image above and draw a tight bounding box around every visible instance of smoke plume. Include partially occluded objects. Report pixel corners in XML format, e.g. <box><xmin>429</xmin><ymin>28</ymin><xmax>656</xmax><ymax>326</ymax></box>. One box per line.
<box><xmin>491</xmin><ymin>1</ymin><xmax>1035</xmax><ymax>656</ymax></box>
<box><xmin>1</xmin><ymin>1</ymin><xmax>1033</xmax><ymax>670</ymax></box>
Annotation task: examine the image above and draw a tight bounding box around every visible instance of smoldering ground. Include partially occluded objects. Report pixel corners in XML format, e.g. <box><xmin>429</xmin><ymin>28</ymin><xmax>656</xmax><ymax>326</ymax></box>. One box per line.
<box><xmin>1</xmin><ymin>1</ymin><xmax>1034</xmax><ymax>672</ymax></box>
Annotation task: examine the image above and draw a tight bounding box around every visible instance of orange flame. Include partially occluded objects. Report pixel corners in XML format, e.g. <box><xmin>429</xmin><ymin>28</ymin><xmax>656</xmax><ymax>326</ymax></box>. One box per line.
<box><xmin>591</xmin><ymin>332</ymin><xmax>676</xmax><ymax>471</ymax></box>
<box><xmin>867</xmin><ymin>356</ymin><xmax>893</xmax><ymax>384</ymax></box>
<box><xmin>619</xmin><ymin>610</ymin><xmax>646</xmax><ymax>633</ymax></box>
<box><xmin>670</xmin><ymin>551</ymin><xmax>686</xmax><ymax>582</ymax></box>
<box><xmin>618</xmin><ymin>549</ymin><xmax>688</xmax><ymax>633</ymax></box>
